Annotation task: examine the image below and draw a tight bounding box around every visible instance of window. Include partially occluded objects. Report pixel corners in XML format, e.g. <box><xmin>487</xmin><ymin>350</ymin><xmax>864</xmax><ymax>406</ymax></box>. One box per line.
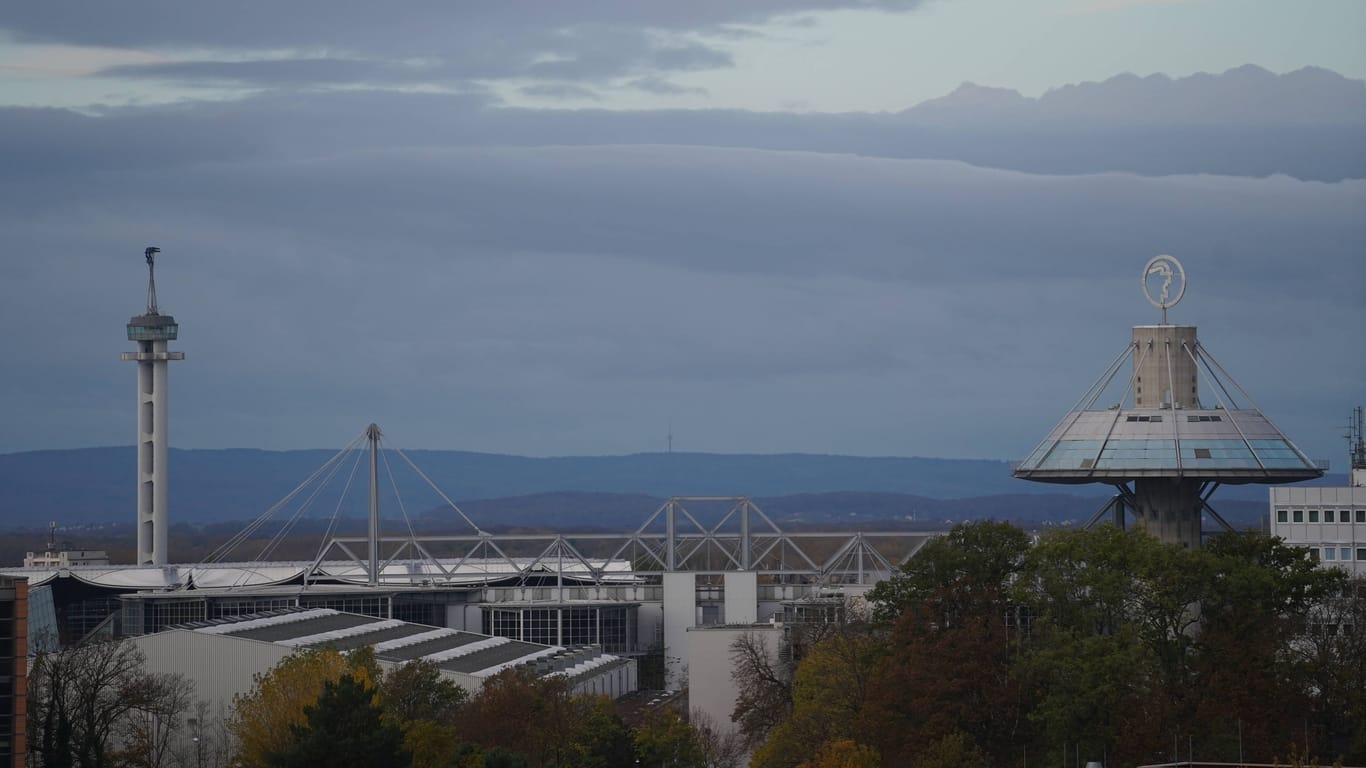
<box><xmin>1325</xmin><ymin>510</ymin><xmax>1335</xmax><ymax>523</ymax></box>
<box><xmin>1309</xmin><ymin>510</ymin><xmax>1319</xmax><ymax>523</ymax></box>
<box><xmin>1309</xmin><ymin>548</ymin><xmax>1320</xmax><ymax>561</ymax></box>
<box><xmin>1342</xmin><ymin>548</ymin><xmax>1353</xmax><ymax>561</ymax></box>
<box><xmin>1294</xmin><ymin>510</ymin><xmax>1304</xmax><ymax>523</ymax></box>
<box><xmin>1357</xmin><ymin>548</ymin><xmax>1366</xmax><ymax>562</ymax></box>
<box><xmin>1357</xmin><ymin>510</ymin><xmax>1366</xmax><ymax>523</ymax></box>
<box><xmin>1324</xmin><ymin>548</ymin><xmax>1336</xmax><ymax>561</ymax></box>
<box><xmin>1194</xmin><ymin>448</ymin><xmax>1212</xmax><ymax>459</ymax></box>
<box><xmin>1277</xmin><ymin>510</ymin><xmax>1288</xmax><ymax>523</ymax></box>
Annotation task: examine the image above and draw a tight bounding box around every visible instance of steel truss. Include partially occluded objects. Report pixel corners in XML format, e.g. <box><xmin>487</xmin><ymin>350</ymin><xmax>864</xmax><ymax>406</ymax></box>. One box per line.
<box><xmin>305</xmin><ymin>496</ymin><xmax>939</xmax><ymax>589</ymax></box>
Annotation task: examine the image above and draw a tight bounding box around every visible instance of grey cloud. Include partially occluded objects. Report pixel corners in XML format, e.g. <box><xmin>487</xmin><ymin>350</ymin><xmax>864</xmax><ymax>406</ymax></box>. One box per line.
<box><xmin>520</xmin><ymin>83</ymin><xmax>602</xmax><ymax>101</ymax></box>
<box><xmin>96</xmin><ymin>58</ymin><xmax>476</xmax><ymax>89</ymax></box>
<box><xmin>1</xmin><ymin>1</ymin><xmax>927</xmax><ymax>88</ymax></box>
<box><xmin>1</xmin><ymin>141</ymin><xmax>1360</xmax><ymax>461</ymax></box>
<box><xmin>3</xmin><ymin>64</ymin><xmax>1362</xmax><ymax>187</ymax></box>
<box><xmin>627</xmin><ymin>76</ymin><xmax>709</xmax><ymax>97</ymax></box>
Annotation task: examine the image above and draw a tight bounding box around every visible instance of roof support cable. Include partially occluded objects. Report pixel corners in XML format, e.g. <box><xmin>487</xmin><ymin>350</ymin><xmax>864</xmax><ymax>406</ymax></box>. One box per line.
<box><xmin>1196</xmin><ymin>341</ymin><xmax>1318</xmax><ymax>469</ymax></box>
<box><xmin>1166</xmin><ymin>339</ymin><xmax>1183</xmax><ymax>476</ymax></box>
<box><xmin>392</xmin><ymin>446</ymin><xmax>484</xmax><ymax>534</ymax></box>
<box><xmin>298</xmin><ymin>444</ymin><xmax>367</xmax><ymax>574</ymax></box>
<box><xmin>379</xmin><ymin>445</ymin><xmax>431</xmax><ymax>576</ymax></box>
<box><xmin>256</xmin><ymin>440</ymin><xmax>360</xmax><ymax>562</ymax></box>
<box><xmin>1020</xmin><ymin>341</ymin><xmax>1133</xmax><ymax>469</ymax></box>
<box><xmin>1089</xmin><ymin>340</ymin><xmax>1153</xmax><ymax>475</ymax></box>
<box><xmin>1183</xmin><ymin>343</ymin><xmax>1265</xmax><ymax>473</ymax></box>
<box><xmin>206</xmin><ymin>429</ymin><xmax>368</xmax><ymax>563</ymax></box>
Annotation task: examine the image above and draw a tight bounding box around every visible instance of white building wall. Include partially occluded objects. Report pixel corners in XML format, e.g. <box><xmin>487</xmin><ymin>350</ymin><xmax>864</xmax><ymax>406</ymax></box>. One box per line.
<box><xmin>723</xmin><ymin>572</ymin><xmax>757</xmax><ymax>625</ymax></box>
<box><xmin>687</xmin><ymin>624</ymin><xmax>783</xmax><ymax>736</ymax></box>
<box><xmin>662</xmin><ymin>572</ymin><xmax>696</xmax><ymax>690</ymax></box>
<box><xmin>133</xmin><ymin>630</ymin><xmax>295</xmax><ymax>711</ymax></box>
<box><xmin>1269</xmin><ymin>486</ymin><xmax>1366</xmax><ymax>576</ymax></box>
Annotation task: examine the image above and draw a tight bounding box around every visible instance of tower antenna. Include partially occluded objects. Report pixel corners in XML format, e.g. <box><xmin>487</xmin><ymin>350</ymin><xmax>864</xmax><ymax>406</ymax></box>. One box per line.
<box><xmin>145</xmin><ymin>246</ymin><xmax>161</xmax><ymax>315</ymax></box>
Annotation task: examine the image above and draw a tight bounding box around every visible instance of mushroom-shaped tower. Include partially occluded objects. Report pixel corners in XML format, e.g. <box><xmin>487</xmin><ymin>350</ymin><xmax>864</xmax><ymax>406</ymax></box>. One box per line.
<box><xmin>1013</xmin><ymin>256</ymin><xmax>1322</xmax><ymax>548</ymax></box>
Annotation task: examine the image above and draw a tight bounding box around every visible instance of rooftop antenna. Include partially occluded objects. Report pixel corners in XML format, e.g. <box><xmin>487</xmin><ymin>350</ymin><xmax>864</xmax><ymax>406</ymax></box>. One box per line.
<box><xmin>144</xmin><ymin>246</ymin><xmax>162</xmax><ymax>315</ymax></box>
<box><xmin>46</xmin><ymin>521</ymin><xmax>56</xmax><ymax>553</ymax></box>
<box><xmin>1348</xmin><ymin>405</ymin><xmax>1365</xmax><ymax>471</ymax></box>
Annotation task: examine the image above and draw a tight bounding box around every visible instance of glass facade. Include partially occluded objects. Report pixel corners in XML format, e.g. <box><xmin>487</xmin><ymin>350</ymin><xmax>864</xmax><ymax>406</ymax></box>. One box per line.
<box><xmin>482</xmin><ymin>605</ymin><xmax>636</xmax><ymax>653</ymax></box>
<box><xmin>1024</xmin><ymin>437</ymin><xmax>1312</xmax><ymax>472</ymax></box>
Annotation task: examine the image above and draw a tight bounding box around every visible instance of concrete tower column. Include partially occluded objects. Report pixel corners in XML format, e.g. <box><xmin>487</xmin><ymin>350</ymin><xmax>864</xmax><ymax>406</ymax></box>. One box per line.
<box><xmin>1132</xmin><ymin>477</ymin><xmax>1203</xmax><ymax>549</ymax></box>
<box><xmin>122</xmin><ymin>248</ymin><xmax>183</xmax><ymax>566</ymax></box>
<box><xmin>1131</xmin><ymin>325</ymin><xmax>1200</xmax><ymax>409</ymax></box>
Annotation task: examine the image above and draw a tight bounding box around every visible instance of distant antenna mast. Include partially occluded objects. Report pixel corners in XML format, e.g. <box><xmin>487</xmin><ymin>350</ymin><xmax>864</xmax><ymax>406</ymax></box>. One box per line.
<box><xmin>1348</xmin><ymin>405</ymin><xmax>1366</xmax><ymax>471</ymax></box>
<box><xmin>667</xmin><ymin>423</ymin><xmax>673</xmax><ymax>454</ymax></box>
<box><xmin>46</xmin><ymin>521</ymin><xmax>56</xmax><ymax>553</ymax></box>
<box><xmin>144</xmin><ymin>246</ymin><xmax>162</xmax><ymax>314</ymax></box>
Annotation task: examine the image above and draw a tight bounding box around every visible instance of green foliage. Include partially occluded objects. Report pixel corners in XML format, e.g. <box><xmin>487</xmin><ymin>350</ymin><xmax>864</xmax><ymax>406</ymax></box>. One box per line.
<box><xmin>795</xmin><ymin>739</ymin><xmax>881</xmax><ymax>768</ymax></box>
<box><xmin>380</xmin><ymin>658</ymin><xmax>468</xmax><ymax>726</ymax></box>
<box><xmin>632</xmin><ymin>707</ymin><xmax>706</xmax><ymax>768</ymax></box>
<box><xmin>458</xmin><ymin>669</ymin><xmax>633</xmax><ymax>768</ymax></box>
<box><xmin>910</xmin><ymin>732</ymin><xmax>988</xmax><ymax>768</ymax></box>
<box><xmin>757</xmin><ymin>522</ymin><xmax>1364</xmax><ymax>767</ymax></box>
<box><xmin>266</xmin><ymin>673</ymin><xmax>409</xmax><ymax>768</ymax></box>
<box><xmin>867</xmin><ymin>520</ymin><xmax>1030</xmax><ymax>625</ymax></box>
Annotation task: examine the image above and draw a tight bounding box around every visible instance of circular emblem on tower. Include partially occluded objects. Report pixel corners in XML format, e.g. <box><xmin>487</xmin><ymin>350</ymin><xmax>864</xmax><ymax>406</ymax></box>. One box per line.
<box><xmin>1142</xmin><ymin>254</ymin><xmax>1186</xmax><ymax>322</ymax></box>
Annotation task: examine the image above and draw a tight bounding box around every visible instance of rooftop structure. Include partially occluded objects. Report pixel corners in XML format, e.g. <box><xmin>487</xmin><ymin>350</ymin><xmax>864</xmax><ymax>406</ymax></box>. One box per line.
<box><xmin>119</xmin><ymin>247</ymin><xmax>184</xmax><ymax>565</ymax></box>
<box><xmin>1014</xmin><ymin>256</ymin><xmax>1323</xmax><ymax>547</ymax></box>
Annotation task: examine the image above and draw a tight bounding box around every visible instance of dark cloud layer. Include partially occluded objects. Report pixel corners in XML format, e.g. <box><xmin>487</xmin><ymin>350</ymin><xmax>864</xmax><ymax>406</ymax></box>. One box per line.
<box><xmin>5</xmin><ymin>1</ymin><xmax>926</xmax><ymax>90</ymax></box>
<box><xmin>1</xmin><ymin>127</ymin><xmax>1361</xmax><ymax>462</ymax></box>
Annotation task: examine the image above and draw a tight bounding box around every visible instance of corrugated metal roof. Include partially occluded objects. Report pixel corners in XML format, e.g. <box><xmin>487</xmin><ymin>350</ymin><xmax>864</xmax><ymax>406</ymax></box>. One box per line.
<box><xmin>163</xmin><ymin>607</ymin><xmax>626</xmax><ymax>683</ymax></box>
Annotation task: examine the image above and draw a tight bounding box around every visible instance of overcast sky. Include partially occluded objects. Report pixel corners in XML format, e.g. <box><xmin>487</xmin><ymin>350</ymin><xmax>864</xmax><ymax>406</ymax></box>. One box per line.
<box><xmin>1</xmin><ymin>0</ymin><xmax>1363</xmax><ymax>465</ymax></box>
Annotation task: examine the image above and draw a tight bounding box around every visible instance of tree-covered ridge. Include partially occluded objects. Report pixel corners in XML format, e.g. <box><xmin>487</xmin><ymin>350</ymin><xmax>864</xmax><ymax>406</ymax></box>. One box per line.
<box><xmin>738</xmin><ymin>522</ymin><xmax>1365</xmax><ymax>768</ymax></box>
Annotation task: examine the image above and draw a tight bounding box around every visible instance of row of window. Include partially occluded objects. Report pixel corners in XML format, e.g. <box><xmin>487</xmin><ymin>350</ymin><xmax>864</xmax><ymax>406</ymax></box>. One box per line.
<box><xmin>1307</xmin><ymin>547</ymin><xmax>1366</xmax><ymax>563</ymax></box>
<box><xmin>1277</xmin><ymin>509</ymin><xmax>1366</xmax><ymax>524</ymax></box>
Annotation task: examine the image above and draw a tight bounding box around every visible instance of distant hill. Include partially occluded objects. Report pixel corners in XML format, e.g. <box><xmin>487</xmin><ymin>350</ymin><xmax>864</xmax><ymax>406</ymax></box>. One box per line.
<box><xmin>0</xmin><ymin>447</ymin><xmax>1327</xmax><ymax>531</ymax></box>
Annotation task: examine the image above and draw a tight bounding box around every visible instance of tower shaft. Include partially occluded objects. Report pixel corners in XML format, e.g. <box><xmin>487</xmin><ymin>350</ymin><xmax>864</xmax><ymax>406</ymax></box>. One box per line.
<box><xmin>1132</xmin><ymin>325</ymin><xmax>1200</xmax><ymax>409</ymax></box>
<box><xmin>122</xmin><ymin>248</ymin><xmax>183</xmax><ymax>566</ymax></box>
<box><xmin>1131</xmin><ymin>477</ymin><xmax>1203</xmax><ymax>549</ymax></box>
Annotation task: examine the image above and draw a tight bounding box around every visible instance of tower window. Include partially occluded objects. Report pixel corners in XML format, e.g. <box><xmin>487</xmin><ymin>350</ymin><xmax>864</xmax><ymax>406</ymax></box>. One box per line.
<box><xmin>1294</xmin><ymin>510</ymin><xmax>1304</xmax><ymax>522</ymax></box>
<box><xmin>1308</xmin><ymin>510</ymin><xmax>1319</xmax><ymax>523</ymax></box>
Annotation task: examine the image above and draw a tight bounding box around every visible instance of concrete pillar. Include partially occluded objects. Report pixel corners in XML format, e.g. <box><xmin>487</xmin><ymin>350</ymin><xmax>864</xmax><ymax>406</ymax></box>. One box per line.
<box><xmin>1132</xmin><ymin>477</ymin><xmax>1203</xmax><ymax>548</ymax></box>
<box><xmin>1131</xmin><ymin>325</ymin><xmax>1200</xmax><ymax>409</ymax></box>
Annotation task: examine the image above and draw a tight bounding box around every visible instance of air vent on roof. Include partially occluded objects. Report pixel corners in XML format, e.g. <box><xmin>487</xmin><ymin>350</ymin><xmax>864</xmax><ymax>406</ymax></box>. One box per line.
<box><xmin>1187</xmin><ymin>415</ymin><xmax>1222</xmax><ymax>422</ymax></box>
<box><xmin>1126</xmin><ymin>415</ymin><xmax>1163</xmax><ymax>423</ymax></box>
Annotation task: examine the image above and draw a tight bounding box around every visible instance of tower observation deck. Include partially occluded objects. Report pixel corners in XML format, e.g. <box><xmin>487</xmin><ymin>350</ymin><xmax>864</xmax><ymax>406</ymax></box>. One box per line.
<box><xmin>1013</xmin><ymin>256</ymin><xmax>1322</xmax><ymax>548</ymax></box>
<box><xmin>120</xmin><ymin>247</ymin><xmax>184</xmax><ymax>565</ymax></box>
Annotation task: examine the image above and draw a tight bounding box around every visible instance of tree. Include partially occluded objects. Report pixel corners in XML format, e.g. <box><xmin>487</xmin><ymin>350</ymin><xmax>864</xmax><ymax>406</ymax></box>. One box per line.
<box><xmin>751</xmin><ymin>631</ymin><xmax>882</xmax><ymax>768</ymax></box>
<box><xmin>265</xmin><ymin>673</ymin><xmax>409</xmax><ymax>768</ymax></box>
<box><xmin>229</xmin><ymin>646</ymin><xmax>376</xmax><ymax>767</ymax></box>
<box><xmin>795</xmin><ymin>739</ymin><xmax>880</xmax><ymax>768</ymax></box>
<box><xmin>910</xmin><ymin>732</ymin><xmax>988</xmax><ymax>768</ymax></box>
<box><xmin>860</xmin><ymin>521</ymin><xmax>1029</xmax><ymax>767</ymax></box>
<box><xmin>28</xmin><ymin>637</ymin><xmax>193</xmax><ymax>768</ymax></box>
<box><xmin>632</xmin><ymin>707</ymin><xmax>706</xmax><ymax>768</ymax></box>
<box><xmin>728</xmin><ymin>631</ymin><xmax>791</xmax><ymax>749</ymax></box>
<box><xmin>866</xmin><ymin>520</ymin><xmax>1030</xmax><ymax>626</ymax></box>
<box><xmin>458</xmin><ymin>668</ymin><xmax>632</xmax><ymax>768</ymax></box>
<box><xmin>690</xmin><ymin>710</ymin><xmax>746</xmax><ymax>768</ymax></box>
<box><xmin>379</xmin><ymin>658</ymin><xmax>467</xmax><ymax>726</ymax></box>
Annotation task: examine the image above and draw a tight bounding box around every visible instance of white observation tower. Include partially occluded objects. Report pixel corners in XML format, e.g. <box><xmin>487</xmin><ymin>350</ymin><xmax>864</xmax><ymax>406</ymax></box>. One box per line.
<box><xmin>121</xmin><ymin>247</ymin><xmax>184</xmax><ymax>565</ymax></box>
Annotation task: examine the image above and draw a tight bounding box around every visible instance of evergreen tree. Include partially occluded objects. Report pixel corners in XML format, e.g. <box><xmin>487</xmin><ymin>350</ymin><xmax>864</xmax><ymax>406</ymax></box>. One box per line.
<box><xmin>267</xmin><ymin>673</ymin><xmax>410</xmax><ymax>768</ymax></box>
